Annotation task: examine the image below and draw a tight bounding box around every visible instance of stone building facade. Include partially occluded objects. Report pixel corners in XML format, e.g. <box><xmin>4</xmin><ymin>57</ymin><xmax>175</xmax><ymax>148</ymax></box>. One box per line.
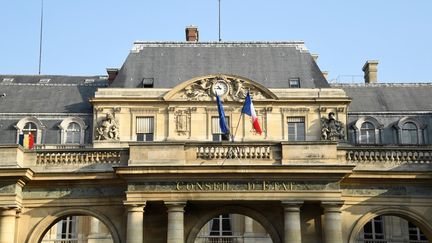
<box><xmin>0</xmin><ymin>28</ymin><xmax>431</xmax><ymax>243</ymax></box>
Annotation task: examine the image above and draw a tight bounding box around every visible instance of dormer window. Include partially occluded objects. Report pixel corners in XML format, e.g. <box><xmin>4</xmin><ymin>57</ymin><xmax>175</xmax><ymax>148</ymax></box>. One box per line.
<box><xmin>142</xmin><ymin>78</ymin><xmax>154</xmax><ymax>88</ymax></box>
<box><xmin>395</xmin><ymin>117</ymin><xmax>426</xmax><ymax>145</ymax></box>
<box><xmin>353</xmin><ymin>117</ymin><xmax>383</xmax><ymax>144</ymax></box>
<box><xmin>1</xmin><ymin>78</ymin><xmax>14</xmax><ymax>84</ymax></box>
<box><xmin>289</xmin><ymin>78</ymin><xmax>300</xmax><ymax>88</ymax></box>
<box><xmin>360</xmin><ymin>122</ymin><xmax>376</xmax><ymax>144</ymax></box>
<box><xmin>39</xmin><ymin>78</ymin><xmax>51</xmax><ymax>84</ymax></box>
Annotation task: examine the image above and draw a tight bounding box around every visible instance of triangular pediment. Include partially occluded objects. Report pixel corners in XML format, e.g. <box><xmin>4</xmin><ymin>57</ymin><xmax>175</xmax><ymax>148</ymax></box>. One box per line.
<box><xmin>163</xmin><ymin>74</ymin><xmax>278</xmax><ymax>101</ymax></box>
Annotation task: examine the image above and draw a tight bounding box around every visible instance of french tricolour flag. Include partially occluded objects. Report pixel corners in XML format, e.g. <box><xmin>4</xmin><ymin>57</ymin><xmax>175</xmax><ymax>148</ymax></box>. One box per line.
<box><xmin>241</xmin><ymin>92</ymin><xmax>262</xmax><ymax>135</ymax></box>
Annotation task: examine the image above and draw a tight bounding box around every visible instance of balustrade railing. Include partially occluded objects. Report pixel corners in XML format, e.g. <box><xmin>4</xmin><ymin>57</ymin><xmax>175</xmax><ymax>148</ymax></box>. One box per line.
<box><xmin>36</xmin><ymin>149</ymin><xmax>126</xmax><ymax>165</ymax></box>
<box><xmin>343</xmin><ymin>146</ymin><xmax>432</xmax><ymax>164</ymax></box>
<box><xmin>196</xmin><ymin>144</ymin><xmax>272</xmax><ymax>160</ymax></box>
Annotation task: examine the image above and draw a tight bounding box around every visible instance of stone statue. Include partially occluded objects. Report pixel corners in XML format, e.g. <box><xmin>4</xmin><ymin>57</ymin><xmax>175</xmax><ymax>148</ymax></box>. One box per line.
<box><xmin>95</xmin><ymin>113</ymin><xmax>119</xmax><ymax>140</ymax></box>
<box><xmin>321</xmin><ymin>112</ymin><xmax>345</xmax><ymax>141</ymax></box>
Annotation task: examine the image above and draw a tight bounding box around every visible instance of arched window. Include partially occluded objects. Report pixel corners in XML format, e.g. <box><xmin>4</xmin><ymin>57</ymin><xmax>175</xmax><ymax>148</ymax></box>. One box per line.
<box><xmin>65</xmin><ymin>122</ymin><xmax>81</xmax><ymax>144</ymax></box>
<box><xmin>395</xmin><ymin>117</ymin><xmax>426</xmax><ymax>145</ymax></box>
<box><xmin>59</xmin><ymin>117</ymin><xmax>87</xmax><ymax>145</ymax></box>
<box><xmin>15</xmin><ymin>117</ymin><xmax>45</xmax><ymax>144</ymax></box>
<box><xmin>402</xmin><ymin>122</ymin><xmax>418</xmax><ymax>144</ymax></box>
<box><xmin>360</xmin><ymin>122</ymin><xmax>376</xmax><ymax>144</ymax></box>
<box><xmin>23</xmin><ymin>122</ymin><xmax>38</xmax><ymax>143</ymax></box>
<box><xmin>353</xmin><ymin>117</ymin><xmax>383</xmax><ymax>144</ymax></box>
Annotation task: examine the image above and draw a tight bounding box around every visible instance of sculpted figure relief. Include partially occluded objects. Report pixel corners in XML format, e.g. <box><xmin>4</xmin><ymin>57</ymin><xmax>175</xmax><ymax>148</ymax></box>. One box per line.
<box><xmin>95</xmin><ymin>113</ymin><xmax>120</xmax><ymax>141</ymax></box>
<box><xmin>180</xmin><ymin>76</ymin><xmax>265</xmax><ymax>101</ymax></box>
<box><xmin>321</xmin><ymin>112</ymin><xmax>345</xmax><ymax>141</ymax></box>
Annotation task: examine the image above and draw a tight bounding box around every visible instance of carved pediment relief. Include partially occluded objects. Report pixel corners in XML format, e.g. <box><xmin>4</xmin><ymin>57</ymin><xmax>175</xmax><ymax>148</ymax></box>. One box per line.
<box><xmin>164</xmin><ymin>74</ymin><xmax>277</xmax><ymax>101</ymax></box>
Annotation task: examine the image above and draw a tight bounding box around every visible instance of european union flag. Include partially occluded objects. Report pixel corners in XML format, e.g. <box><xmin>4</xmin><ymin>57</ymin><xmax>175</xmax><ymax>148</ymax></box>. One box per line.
<box><xmin>216</xmin><ymin>95</ymin><xmax>230</xmax><ymax>134</ymax></box>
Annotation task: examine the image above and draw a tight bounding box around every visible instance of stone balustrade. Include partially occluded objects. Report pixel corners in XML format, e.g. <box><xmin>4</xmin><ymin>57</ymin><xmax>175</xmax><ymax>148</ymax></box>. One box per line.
<box><xmin>343</xmin><ymin>146</ymin><xmax>432</xmax><ymax>164</ymax></box>
<box><xmin>36</xmin><ymin>149</ymin><xmax>127</xmax><ymax>165</ymax></box>
<box><xmin>195</xmin><ymin>144</ymin><xmax>272</xmax><ymax>160</ymax></box>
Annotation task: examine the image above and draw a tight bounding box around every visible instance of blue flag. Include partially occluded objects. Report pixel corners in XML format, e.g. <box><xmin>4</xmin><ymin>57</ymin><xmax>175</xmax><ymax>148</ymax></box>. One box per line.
<box><xmin>216</xmin><ymin>95</ymin><xmax>230</xmax><ymax>134</ymax></box>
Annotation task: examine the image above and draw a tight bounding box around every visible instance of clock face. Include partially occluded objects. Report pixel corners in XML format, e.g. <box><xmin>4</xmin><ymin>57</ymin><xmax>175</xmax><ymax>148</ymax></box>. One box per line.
<box><xmin>212</xmin><ymin>81</ymin><xmax>229</xmax><ymax>96</ymax></box>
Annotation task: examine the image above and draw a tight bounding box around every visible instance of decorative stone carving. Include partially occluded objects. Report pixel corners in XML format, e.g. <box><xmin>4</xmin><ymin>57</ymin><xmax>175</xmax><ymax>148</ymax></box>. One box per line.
<box><xmin>321</xmin><ymin>112</ymin><xmax>345</xmax><ymax>141</ymax></box>
<box><xmin>179</xmin><ymin>75</ymin><xmax>266</xmax><ymax>101</ymax></box>
<box><xmin>174</xmin><ymin>109</ymin><xmax>191</xmax><ymax>135</ymax></box>
<box><xmin>95</xmin><ymin>113</ymin><xmax>119</xmax><ymax>140</ymax></box>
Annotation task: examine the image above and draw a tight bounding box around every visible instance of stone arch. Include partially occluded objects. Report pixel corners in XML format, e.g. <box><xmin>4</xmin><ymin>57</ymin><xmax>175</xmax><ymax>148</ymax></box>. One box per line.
<box><xmin>347</xmin><ymin>206</ymin><xmax>432</xmax><ymax>243</ymax></box>
<box><xmin>163</xmin><ymin>74</ymin><xmax>278</xmax><ymax>101</ymax></box>
<box><xmin>186</xmin><ymin>205</ymin><xmax>281</xmax><ymax>243</ymax></box>
<box><xmin>26</xmin><ymin>207</ymin><xmax>121</xmax><ymax>243</ymax></box>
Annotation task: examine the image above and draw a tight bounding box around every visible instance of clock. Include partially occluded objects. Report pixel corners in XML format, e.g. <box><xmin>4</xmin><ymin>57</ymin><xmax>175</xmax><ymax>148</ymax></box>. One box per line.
<box><xmin>212</xmin><ymin>80</ymin><xmax>229</xmax><ymax>96</ymax></box>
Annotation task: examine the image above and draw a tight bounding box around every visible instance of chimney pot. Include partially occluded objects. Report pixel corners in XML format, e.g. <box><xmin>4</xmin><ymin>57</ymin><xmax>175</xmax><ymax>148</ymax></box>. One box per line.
<box><xmin>362</xmin><ymin>60</ymin><xmax>379</xmax><ymax>84</ymax></box>
<box><xmin>185</xmin><ymin>26</ymin><xmax>199</xmax><ymax>42</ymax></box>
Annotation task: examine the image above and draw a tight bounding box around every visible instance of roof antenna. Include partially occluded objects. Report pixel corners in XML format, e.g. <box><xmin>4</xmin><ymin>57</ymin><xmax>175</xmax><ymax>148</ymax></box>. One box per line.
<box><xmin>218</xmin><ymin>0</ymin><xmax>222</xmax><ymax>41</ymax></box>
<box><xmin>38</xmin><ymin>0</ymin><xmax>44</xmax><ymax>75</ymax></box>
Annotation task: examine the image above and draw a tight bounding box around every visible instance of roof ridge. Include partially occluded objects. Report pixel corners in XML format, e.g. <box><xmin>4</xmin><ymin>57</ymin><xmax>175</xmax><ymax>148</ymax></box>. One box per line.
<box><xmin>0</xmin><ymin>83</ymin><xmax>108</xmax><ymax>87</ymax></box>
<box><xmin>331</xmin><ymin>83</ymin><xmax>432</xmax><ymax>87</ymax></box>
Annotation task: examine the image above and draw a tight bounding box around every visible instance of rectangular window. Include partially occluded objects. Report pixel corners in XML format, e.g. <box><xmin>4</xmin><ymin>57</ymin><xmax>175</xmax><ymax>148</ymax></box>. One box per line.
<box><xmin>287</xmin><ymin>117</ymin><xmax>305</xmax><ymax>141</ymax></box>
<box><xmin>289</xmin><ymin>78</ymin><xmax>300</xmax><ymax>88</ymax></box>
<box><xmin>142</xmin><ymin>78</ymin><xmax>154</xmax><ymax>88</ymax></box>
<box><xmin>212</xmin><ymin>116</ymin><xmax>230</xmax><ymax>141</ymax></box>
<box><xmin>136</xmin><ymin>117</ymin><xmax>154</xmax><ymax>141</ymax></box>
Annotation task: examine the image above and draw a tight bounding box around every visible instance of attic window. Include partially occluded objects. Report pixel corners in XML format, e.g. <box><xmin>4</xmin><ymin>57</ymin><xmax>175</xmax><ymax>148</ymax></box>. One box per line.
<box><xmin>39</xmin><ymin>78</ymin><xmax>51</xmax><ymax>84</ymax></box>
<box><xmin>84</xmin><ymin>79</ymin><xmax>95</xmax><ymax>84</ymax></box>
<box><xmin>142</xmin><ymin>78</ymin><xmax>154</xmax><ymax>88</ymax></box>
<box><xmin>289</xmin><ymin>78</ymin><xmax>300</xmax><ymax>88</ymax></box>
<box><xmin>2</xmin><ymin>78</ymin><xmax>14</xmax><ymax>84</ymax></box>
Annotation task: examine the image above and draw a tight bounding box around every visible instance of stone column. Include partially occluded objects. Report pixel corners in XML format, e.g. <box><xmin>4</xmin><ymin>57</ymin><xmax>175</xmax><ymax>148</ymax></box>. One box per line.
<box><xmin>126</xmin><ymin>204</ymin><xmax>145</xmax><ymax>243</ymax></box>
<box><xmin>165</xmin><ymin>202</ymin><xmax>186</xmax><ymax>243</ymax></box>
<box><xmin>282</xmin><ymin>201</ymin><xmax>303</xmax><ymax>243</ymax></box>
<box><xmin>0</xmin><ymin>208</ymin><xmax>17</xmax><ymax>243</ymax></box>
<box><xmin>322</xmin><ymin>202</ymin><xmax>343</xmax><ymax>243</ymax></box>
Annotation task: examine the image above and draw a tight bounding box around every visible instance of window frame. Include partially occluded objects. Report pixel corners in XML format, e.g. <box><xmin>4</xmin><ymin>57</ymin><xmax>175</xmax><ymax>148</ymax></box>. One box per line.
<box><xmin>395</xmin><ymin>117</ymin><xmax>426</xmax><ymax>145</ymax></box>
<box><xmin>58</xmin><ymin>117</ymin><xmax>87</xmax><ymax>145</ymax></box>
<box><xmin>353</xmin><ymin>117</ymin><xmax>383</xmax><ymax>145</ymax></box>
<box><xmin>211</xmin><ymin>116</ymin><xmax>230</xmax><ymax>141</ymax></box>
<box><xmin>15</xmin><ymin>117</ymin><xmax>45</xmax><ymax>144</ymax></box>
<box><xmin>136</xmin><ymin>116</ymin><xmax>155</xmax><ymax>142</ymax></box>
<box><xmin>287</xmin><ymin>117</ymin><xmax>305</xmax><ymax>141</ymax></box>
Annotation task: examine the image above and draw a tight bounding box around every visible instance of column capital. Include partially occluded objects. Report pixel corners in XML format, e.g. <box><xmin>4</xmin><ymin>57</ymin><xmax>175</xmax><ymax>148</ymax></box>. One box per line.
<box><xmin>0</xmin><ymin>208</ymin><xmax>18</xmax><ymax>217</ymax></box>
<box><xmin>321</xmin><ymin>201</ymin><xmax>344</xmax><ymax>213</ymax></box>
<box><xmin>126</xmin><ymin>203</ymin><xmax>146</xmax><ymax>213</ymax></box>
<box><xmin>281</xmin><ymin>201</ymin><xmax>303</xmax><ymax>212</ymax></box>
<box><xmin>165</xmin><ymin>201</ymin><xmax>186</xmax><ymax>213</ymax></box>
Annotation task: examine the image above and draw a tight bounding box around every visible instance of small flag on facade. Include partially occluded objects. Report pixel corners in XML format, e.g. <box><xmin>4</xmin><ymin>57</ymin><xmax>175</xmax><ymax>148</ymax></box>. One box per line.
<box><xmin>216</xmin><ymin>95</ymin><xmax>230</xmax><ymax>134</ymax></box>
<box><xmin>241</xmin><ymin>92</ymin><xmax>262</xmax><ymax>135</ymax></box>
<box><xmin>19</xmin><ymin>132</ymin><xmax>34</xmax><ymax>149</ymax></box>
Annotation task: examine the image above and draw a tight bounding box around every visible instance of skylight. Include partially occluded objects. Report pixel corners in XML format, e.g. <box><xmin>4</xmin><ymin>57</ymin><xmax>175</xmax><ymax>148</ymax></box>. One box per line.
<box><xmin>39</xmin><ymin>78</ymin><xmax>51</xmax><ymax>84</ymax></box>
<box><xmin>1</xmin><ymin>78</ymin><xmax>14</xmax><ymax>84</ymax></box>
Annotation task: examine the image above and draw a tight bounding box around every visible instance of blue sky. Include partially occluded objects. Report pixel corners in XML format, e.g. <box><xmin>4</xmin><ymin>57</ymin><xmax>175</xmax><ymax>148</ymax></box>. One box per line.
<box><xmin>1</xmin><ymin>0</ymin><xmax>431</xmax><ymax>83</ymax></box>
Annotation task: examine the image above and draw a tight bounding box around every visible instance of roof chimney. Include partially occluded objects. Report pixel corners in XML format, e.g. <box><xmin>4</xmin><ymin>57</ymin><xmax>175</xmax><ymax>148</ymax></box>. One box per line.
<box><xmin>106</xmin><ymin>68</ymin><xmax>119</xmax><ymax>85</ymax></box>
<box><xmin>362</xmin><ymin>60</ymin><xmax>379</xmax><ymax>84</ymax></box>
<box><xmin>185</xmin><ymin>26</ymin><xmax>199</xmax><ymax>42</ymax></box>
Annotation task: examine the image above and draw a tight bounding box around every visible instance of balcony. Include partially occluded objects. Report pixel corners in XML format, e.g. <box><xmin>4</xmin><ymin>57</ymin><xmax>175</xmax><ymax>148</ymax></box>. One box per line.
<box><xmin>341</xmin><ymin>145</ymin><xmax>432</xmax><ymax>166</ymax></box>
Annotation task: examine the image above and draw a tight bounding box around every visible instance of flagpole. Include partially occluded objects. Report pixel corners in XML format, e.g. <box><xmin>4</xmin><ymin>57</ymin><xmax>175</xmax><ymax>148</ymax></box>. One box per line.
<box><xmin>38</xmin><ymin>0</ymin><xmax>44</xmax><ymax>75</ymax></box>
<box><xmin>218</xmin><ymin>0</ymin><xmax>221</xmax><ymax>41</ymax></box>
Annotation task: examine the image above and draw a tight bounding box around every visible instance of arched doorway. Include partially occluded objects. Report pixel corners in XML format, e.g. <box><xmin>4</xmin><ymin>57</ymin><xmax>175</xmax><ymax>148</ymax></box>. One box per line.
<box><xmin>194</xmin><ymin>214</ymin><xmax>273</xmax><ymax>243</ymax></box>
<box><xmin>186</xmin><ymin>205</ymin><xmax>281</xmax><ymax>243</ymax></box>
<box><xmin>349</xmin><ymin>208</ymin><xmax>432</xmax><ymax>243</ymax></box>
<box><xmin>41</xmin><ymin>215</ymin><xmax>113</xmax><ymax>243</ymax></box>
<box><xmin>27</xmin><ymin>208</ymin><xmax>121</xmax><ymax>243</ymax></box>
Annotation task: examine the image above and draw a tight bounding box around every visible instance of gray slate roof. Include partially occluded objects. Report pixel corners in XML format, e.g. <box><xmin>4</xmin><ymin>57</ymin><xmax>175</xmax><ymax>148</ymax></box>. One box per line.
<box><xmin>111</xmin><ymin>42</ymin><xmax>329</xmax><ymax>88</ymax></box>
<box><xmin>333</xmin><ymin>83</ymin><xmax>432</xmax><ymax>112</ymax></box>
<box><xmin>0</xmin><ymin>75</ymin><xmax>107</xmax><ymax>113</ymax></box>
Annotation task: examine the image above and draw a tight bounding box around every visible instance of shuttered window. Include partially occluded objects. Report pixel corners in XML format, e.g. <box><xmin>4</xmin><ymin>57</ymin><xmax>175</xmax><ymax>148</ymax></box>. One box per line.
<box><xmin>136</xmin><ymin>117</ymin><xmax>154</xmax><ymax>141</ymax></box>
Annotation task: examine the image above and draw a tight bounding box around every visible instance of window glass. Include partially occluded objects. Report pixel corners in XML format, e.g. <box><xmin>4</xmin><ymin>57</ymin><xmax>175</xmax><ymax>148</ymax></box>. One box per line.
<box><xmin>65</xmin><ymin>122</ymin><xmax>81</xmax><ymax>144</ymax></box>
<box><xmin>402</xmin><ymin>122</ymin><xmax>418</xmax><ymax>144</ymax></box>
<box><xmin>360</xmin><ymin>122</ymin><xmax>376</xmax><ymax>144</ymax></box>
<box><xmin>287</xmin><ymin>117</ymin><xmax>305</xmax><ymax>141</ymax></box>
<box><xmin>136</xmin><ymin>117</ymin><xmax>154</xmax><ymax>141</ymax></box>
